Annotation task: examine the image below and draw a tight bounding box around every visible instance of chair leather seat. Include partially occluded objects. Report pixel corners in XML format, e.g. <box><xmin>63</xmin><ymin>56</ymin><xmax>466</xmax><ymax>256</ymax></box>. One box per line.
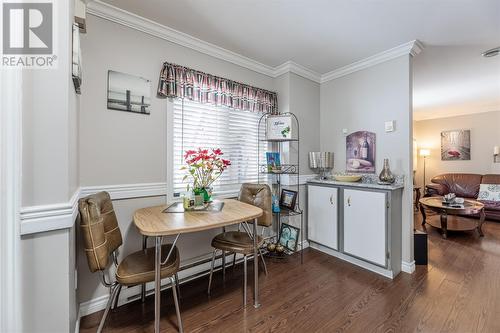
<box><xmin>116</xmin><ymin>244</ymin><xmax>179</xmax><ymax>286</ymax></box>
<box><xmin>211</xmin><ymin>231</ymin><xmax>264</xmax><ymax>255</ymax></box>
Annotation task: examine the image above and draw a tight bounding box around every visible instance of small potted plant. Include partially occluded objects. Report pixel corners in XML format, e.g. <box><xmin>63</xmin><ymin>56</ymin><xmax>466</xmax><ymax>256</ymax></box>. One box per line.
<box><xmin>181</xmin><ymin>148</ymin><xmax>231</xmax><ymax>202</ymax></box>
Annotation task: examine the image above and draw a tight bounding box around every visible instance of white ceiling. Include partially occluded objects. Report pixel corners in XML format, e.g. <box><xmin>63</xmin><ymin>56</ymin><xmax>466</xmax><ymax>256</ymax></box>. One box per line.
<box><xmin>99</xmin><ymin>0</ymin><xmax>500</xmax><ymax>119</ymax></box>
<box><xmin>413</xmin><ymin>45</ymin><xmax>500</xmax><ymax>120</ymax></box>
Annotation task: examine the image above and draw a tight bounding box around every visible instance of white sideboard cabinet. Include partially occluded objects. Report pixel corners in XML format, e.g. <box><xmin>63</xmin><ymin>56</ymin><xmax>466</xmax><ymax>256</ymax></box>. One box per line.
<box><xmin>308</xmin><ymin>185</ymin><xmax>338</xmax><ymax>250</ymax></box>
<box><xmin>307</xmin><ymin>179</ymin><xmax>403</xmax><ymax>278</ymax></box>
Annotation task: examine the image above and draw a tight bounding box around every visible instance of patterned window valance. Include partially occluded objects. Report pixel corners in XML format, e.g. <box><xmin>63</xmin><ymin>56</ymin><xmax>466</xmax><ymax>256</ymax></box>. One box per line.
<box><xmin>158</xmin><ymin>62</ymin><xmax>278</xmax><ymax>114</ymax></box>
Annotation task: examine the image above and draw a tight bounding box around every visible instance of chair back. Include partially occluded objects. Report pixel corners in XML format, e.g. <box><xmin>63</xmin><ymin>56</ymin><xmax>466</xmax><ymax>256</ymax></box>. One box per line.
<box><xmin>78</xmin><ymin>191</ymin><xmax>123</xmax><ymax>273</ymax></box>
<box><xmin>238</xmin><ymin>183</ymin><xmax>273</xmax><ymax>227</ymax></box>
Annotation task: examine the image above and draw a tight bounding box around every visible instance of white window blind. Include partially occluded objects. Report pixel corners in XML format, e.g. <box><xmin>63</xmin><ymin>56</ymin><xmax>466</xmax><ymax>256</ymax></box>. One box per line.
<box><xmin>172</xmin><ymin>99</ymin><xmax>266</xmax><ymax>196</ymax></box>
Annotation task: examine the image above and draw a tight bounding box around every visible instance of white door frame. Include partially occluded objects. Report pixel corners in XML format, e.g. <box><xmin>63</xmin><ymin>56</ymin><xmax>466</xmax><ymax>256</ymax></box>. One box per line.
<box><xmin>0</xmin><ymin>69</ymin><xmax>23</xmax><ymax>332</ymax></box>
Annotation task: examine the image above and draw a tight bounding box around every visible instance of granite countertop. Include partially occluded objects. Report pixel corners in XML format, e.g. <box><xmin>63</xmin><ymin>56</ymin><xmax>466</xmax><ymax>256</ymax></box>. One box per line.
<box><xmin>307</xmin><ymin>176</ymin><xmax>405</xmax><ymax>191</ymax></box>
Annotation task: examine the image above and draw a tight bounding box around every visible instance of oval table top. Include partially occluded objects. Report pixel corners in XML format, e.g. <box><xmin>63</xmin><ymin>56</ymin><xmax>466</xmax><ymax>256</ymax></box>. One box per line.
<box><xmin>419</xmin><ymin>196</ymin><xmax>484</xmax><ymax>215</ymax></box>
<box><xmin>133</xmin><ymin>198</ymin><xmax>263</xmax><ymax>236</ymax></box>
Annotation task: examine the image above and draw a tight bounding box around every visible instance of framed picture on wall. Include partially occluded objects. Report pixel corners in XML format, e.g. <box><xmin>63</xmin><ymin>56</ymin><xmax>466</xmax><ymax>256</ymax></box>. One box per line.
<box><xmin>107</xmin><ymin>70</ymin><xmax>151</xmax><ymax>115</ymax></box>
<box><xmin>346</xmin><ymin>131</ymin><xmax>376</xmax><ymax>173</ymax></box>
<box><xmin>441</xmin><ymin>130</ymin><xmax>470</xmax><ymax>160</ymax></box>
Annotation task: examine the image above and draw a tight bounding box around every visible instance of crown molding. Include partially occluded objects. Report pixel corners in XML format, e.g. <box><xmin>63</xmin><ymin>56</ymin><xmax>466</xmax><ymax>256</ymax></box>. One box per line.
<box><xmin>87</xmin><ymin>1</ymin><xmax>322</xmax><ymax>82</ymax></box>
<box><xmin>273</xmin><ymin>61</ymin><xmax>321</xmax><ymax>83</ymax></box>
<box><xmin>86</xmin><ymin>0</ymin><xmax>276</xmax><ymax>77</ymax></box>
<box><xmin>321</xmin><ymin>40</ymin><xmax>424</xmax><ymax>83</ymax></box>
<box><xmin>86</xmin><ymin>1</ymin><xmax>422</xmax><ymax>84</ymax></box>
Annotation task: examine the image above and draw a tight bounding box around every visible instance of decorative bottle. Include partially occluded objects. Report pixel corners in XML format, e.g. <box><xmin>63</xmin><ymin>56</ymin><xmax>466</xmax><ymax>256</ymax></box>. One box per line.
<box><xmin>361</xmin><ymin>133</ymin><xmax>369</xmax><ymax>160</ymax></box>
<box><xmin>379</xmin><ymin>158</ymin><xmax>395</xmax><ymax>183</ymax></box>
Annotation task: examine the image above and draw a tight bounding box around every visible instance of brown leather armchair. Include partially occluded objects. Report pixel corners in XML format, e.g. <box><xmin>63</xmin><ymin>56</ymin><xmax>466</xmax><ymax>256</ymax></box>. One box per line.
<box><xmin>207</xmin><ymin>183</ymin><xmax>272</xmax><ymax>305</ymax></box>
<box><xmin>79</xmin><ymin>192</ymin><xmax>183</xmax><ymax>332</ymax></box>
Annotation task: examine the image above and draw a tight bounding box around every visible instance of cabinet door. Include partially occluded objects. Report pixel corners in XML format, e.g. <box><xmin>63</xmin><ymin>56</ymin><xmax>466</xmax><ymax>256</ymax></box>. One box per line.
<box><xmin>308</xmin><ymin>185</ymin><xmax>338</xmax><ymax>250</ymax></box>
<box><xmin>343</xmin><ymin>189</ymin><xmax>387</xmax><ymax>266</ymax></box>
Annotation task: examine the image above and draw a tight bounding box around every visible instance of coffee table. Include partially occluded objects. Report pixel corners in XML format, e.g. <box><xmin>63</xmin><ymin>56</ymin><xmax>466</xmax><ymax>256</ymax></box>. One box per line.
<box><xmin>419</xmin><ymin>197</ymin><xmax>485</xmax><ymax>239</ymax></box>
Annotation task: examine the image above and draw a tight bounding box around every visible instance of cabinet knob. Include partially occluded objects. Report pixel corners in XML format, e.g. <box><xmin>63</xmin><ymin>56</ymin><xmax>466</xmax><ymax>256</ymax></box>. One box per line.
<box><xmin>329</xmin><ymin>195</ymin><xmax>334</xmax><ymax>205</ymax></box>
<box><xmin>347</xmin><ymin>197</ymin><xmax>351</xmax><ymax>206</ymax></box>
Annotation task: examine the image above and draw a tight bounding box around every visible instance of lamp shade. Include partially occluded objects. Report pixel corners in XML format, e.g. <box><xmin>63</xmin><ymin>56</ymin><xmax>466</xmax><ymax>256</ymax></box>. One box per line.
<box><xmin>419</xmin><ymin>149</ymin><xmax>430</xmax><ymax>157</ymax></box>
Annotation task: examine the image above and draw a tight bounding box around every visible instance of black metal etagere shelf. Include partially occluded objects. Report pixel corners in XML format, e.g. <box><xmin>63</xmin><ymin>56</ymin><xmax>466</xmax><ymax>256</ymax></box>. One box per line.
<box><xmin>257</xmin><ymin>112</ymin><xmax>304</xmax><ymax>263</ymax></box>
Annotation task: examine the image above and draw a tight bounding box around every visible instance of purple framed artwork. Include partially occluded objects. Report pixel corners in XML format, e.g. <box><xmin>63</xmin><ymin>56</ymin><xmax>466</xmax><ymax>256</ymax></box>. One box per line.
<box><xmin>346</xmin><ymin>131</ymin><xmax>376</xmax><ymax>173</ymax></box>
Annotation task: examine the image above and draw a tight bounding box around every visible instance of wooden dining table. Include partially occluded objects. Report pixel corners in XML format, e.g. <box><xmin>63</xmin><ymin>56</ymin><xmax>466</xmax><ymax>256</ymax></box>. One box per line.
<box><xmin>133</xmin><ymin>198</ymin><xmax>264</xmax><ymax>333</ymax></box>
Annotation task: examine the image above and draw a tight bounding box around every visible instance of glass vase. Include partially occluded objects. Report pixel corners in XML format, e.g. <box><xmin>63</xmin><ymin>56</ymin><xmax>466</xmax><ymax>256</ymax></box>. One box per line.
<box><xmin>193</xmin><ymin>187</ymin><xmax>212</xmax><ymax>203</ymax></box>
<box><xmin>379</xmin><ymin>158</ymin><xmax>395</xmax><ymax>183</ymax></box>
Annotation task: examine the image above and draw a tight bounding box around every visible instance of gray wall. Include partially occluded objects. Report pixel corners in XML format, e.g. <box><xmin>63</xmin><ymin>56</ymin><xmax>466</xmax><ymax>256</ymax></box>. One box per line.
<box><xmin>320</xmin><ymin>55</ymin><xmax>414</xmax><ymax>264</ymax></box>
<box><xmin>77</xmin><ymin>14</ymin><xmax>277</xmax><ymax>305</ymax></box>
<box><xmin>20</xmin><ymin>0</ymin><xmax>78</xmax><ymax>331</ymax></box>
<box><xmin>79</xmin><ymin>15</ymin><xmax>274</xmax><ymax>187</ymax></box>
<box><xmin>289</xmin><ymin>73</ymin><xmax>321</xmax><ymax>175</ymax></box>
<box><xmin>268</xmin><ymin>73</ymin><xmax>320</xmax><ymax>237</ymax></box>
<box><xmin>22</xmin><ymin>228</ymin><xmax>76</xmax><ymax>333</ymax></box>
<box><xmin>414</xmin><ymin>110</ymin><xmax>500</xmax><ymax>187</ymax></box>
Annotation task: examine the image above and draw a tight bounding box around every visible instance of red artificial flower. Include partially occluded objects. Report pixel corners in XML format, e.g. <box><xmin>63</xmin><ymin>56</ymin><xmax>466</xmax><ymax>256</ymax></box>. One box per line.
<box><xmin>182</xmin><ymin>147</ymin><xmax>231</xmax><ymax>189</ymax></box>
<box><xmin>184</xmin><ymin>150</ymin><xmax>196</xmax><ymax>159</ymax></box>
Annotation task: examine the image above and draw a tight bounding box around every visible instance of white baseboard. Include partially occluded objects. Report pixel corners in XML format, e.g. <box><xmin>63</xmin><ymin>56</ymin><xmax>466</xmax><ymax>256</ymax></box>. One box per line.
<box><xmin>401</xmin><ymin>260</ymin><xmax>416</xmax><ymax>274</ymax></box>
<box><xmin>79</xmin><ymin>251</ymin><xmax>245</xmax><ymax>317</ymax></box>
<box><xmin>74</xmin><ymin>307</ymin><xmax>81</xmax><ymax>333</ymax></box>
<box><xmin>78</xmin><ymin>240</ymin><xmax>310</xmax><ymax>322</ymax></box>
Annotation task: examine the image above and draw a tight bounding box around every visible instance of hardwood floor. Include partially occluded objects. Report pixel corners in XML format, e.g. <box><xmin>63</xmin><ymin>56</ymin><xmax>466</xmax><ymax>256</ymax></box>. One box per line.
<box><xmin>80</xmin><ymin>215</ymin><xmax>500</xmax><ymax>332</ymax></box>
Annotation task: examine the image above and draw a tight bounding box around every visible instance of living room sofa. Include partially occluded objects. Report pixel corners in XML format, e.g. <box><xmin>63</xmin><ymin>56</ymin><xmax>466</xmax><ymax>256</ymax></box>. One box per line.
<box><xmin>425</xmin><ymin>173</ymin><xmax>500</xmax><ymax>221</ymax></box>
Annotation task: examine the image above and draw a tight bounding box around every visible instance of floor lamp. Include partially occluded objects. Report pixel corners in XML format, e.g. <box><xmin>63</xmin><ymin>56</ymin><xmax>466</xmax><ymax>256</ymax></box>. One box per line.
<box><xmin>419</xmin><ymin>149</ymin><xmax>430</xmax><ymax>187</ymax></box>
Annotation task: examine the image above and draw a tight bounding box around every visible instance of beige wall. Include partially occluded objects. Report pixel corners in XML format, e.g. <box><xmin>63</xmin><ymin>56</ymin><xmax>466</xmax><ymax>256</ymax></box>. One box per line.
<box><xmin>320</xmin><ymin>55</ymin><xmax>414</xmax><ymax>264</ymax></box>
<box><xmin>414</xmin><ymin>110</ymin><xmax>500</xmax><ymax>187</ymax></box>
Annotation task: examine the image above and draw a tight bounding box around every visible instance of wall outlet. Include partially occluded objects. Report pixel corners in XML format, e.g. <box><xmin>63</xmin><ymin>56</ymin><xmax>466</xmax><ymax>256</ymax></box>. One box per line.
<box><xmin>385</xmin><ymin>121</ymin><xmax>395</xmax><ymax>132</ymax></box>
<box><xmin>342</xmin><ymin>128</ymin><xmax>348</xmax><ymax>135</ymax></box>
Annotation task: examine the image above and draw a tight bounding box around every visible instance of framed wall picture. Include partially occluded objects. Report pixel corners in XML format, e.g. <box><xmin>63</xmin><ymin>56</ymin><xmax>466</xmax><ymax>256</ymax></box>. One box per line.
<box><xmin>279</xmin><ymin>223</ymin><xmax>300</xmax><ymax>251</ymax></box>
<box><xmin>346</xmin><ymin>131</ymin><xmax>376</xmax><ymax>173</ymax></box>
<box><xmin>107</xmin><ymin>70</ymin><xmax>151</xmax><ymax>115</ymax></box>
<box><xmin>441</xmin><ymin>130</ymin><xmax>470</xmax><ymax>160</ymax></box>
<box><xmin>280</xmin><ymin>189</ymin><xmax>298</xmax><ymax>210</ymax></box>
<box><xmin>266</xmin><ymin>115</ymin><xmax>292</xmax><ymax>140</ymax></box>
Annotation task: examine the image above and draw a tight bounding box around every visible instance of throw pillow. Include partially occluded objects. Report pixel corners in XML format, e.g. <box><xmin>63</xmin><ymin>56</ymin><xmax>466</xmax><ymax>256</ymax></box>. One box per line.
<box><xmin>478</xmin><ymin>184</ymin><xmax>500</xmax><ymax>201</ymax></box>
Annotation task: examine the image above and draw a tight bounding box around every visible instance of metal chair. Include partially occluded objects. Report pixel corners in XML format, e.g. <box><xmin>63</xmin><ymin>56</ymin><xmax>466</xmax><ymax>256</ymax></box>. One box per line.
<box><xmin>207</xmin><ymin>183</ymin><xmax>273</xmax><ymax>305</ymax></box>
<box><xmin>78</xmin><ymin>191</ymin><xmax>183</xmax><ymax>333</ymax></box>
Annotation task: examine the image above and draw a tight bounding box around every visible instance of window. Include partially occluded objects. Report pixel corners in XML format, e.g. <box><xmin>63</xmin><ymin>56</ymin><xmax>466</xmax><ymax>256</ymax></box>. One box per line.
<box><xmin>172</xmin><ymin>99</ymin><xmax>266</xmax><ymax>196</ymax></box>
